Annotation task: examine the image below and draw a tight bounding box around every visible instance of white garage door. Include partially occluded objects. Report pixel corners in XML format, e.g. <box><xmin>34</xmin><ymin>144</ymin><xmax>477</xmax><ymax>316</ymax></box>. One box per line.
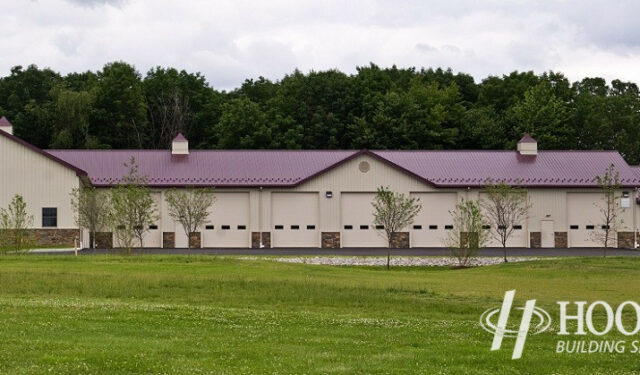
<box><xmin>271</xmin><ymin>192</ymin><xmax>319</xmax><ymax>247</ymax></box>
<box><xmin>203</xmin><ymin>192</ymin><xmax>250</xmax><ymax>248</ymax></box>
<box><xmin>567</xmin><ymin>193</ymin><xmax>601</xmax><ymax>247</ymax></box>
<box><xmin>410</xmin><ymin>192</ymin><xmax>457</xmax><ymax>248</ymax></box>
<box><xmin>341</xmin><ymin>192</ymin><xmax>387</xmax><ymax>248</ymax></box>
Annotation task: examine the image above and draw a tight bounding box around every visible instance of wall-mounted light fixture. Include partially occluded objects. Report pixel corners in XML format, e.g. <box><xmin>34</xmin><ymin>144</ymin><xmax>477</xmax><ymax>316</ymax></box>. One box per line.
<box><xmin>325</xmin><ymin>191</ymin><xmax>333</xmax><ymax>198</ymax></box>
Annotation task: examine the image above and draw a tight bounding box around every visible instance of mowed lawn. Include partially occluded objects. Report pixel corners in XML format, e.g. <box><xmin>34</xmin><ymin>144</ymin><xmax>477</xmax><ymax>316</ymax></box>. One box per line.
<box><xmin>1</xmin><ymin>256</ymin><xmax>640</xmax><ymax>374</ymax></box>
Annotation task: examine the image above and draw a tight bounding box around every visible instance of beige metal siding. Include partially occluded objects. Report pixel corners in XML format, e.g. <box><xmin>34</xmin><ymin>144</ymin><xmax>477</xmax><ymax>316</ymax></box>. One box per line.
<box><xmin>410</xmin><ymin>192</ymin><xmax>456</xmax><ymax>247</ymax></box>
<box><xmin>271</xmin><ymin>192</ymin><xmax>319</xmax><ymax>247</ymax></box>
<box><xmin>0</xmin><ymin>135</ymin><xmax>80</xmax><ymax>229</ymax></box>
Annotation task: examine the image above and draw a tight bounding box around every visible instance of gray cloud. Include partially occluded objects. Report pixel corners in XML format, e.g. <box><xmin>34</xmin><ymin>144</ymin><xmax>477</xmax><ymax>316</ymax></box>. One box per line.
<box><xmin>2</xmin><ymin>0</ymin><xmax>640</xmax><ymax>90</ymax></box>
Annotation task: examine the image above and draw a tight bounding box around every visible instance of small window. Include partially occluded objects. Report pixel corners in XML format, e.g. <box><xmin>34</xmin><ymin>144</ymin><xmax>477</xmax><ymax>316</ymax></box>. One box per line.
<box><xmin>429</xmin><ymin>225</ymin><xmax>438</xmax><ymax>230</ymax></box>
<box><xmin>497</xmin><ymin>225</ymin><xmax>506</xmax><ymax>230</ymax></box>
<box><xmin>601</xmin><ymin>225</ymin><xmax>610</xmax><ymax>230</ymax></box>
<box><xmin>344</xmin><ymin>225</ymin><xmax>353</xmax><ymax>230</ymax></box>
<box><xmin>306</xmin><ymin>225</ymin><xmax>315</xmax><ymax>230</ymax></box>
<box><xmin>360</xmin><ymin>225</ymin><xmax>369</xmax><ymax>230</ymax></box>
<box><xmin>586</xmin><ymin>225</ymin><xmax>595</xmax><ymax>230</ymax></box>
<box><xmin>291</xmin><ymin>225</ymin><xmax>300</xmax><ymax>230</ymax></box>
<box><xmin>205</xmin><ymin>225</ymin><xmax>214</xmax><ymax>230</ymax></box>
<box><xmin>445</xmin><ymin>225</ymin><xmax>453</xmax><ymax>230</ymax></box>
<box><xmin>237</xmin><ymin>225</ymin><xmax>246</xmax><ymax>230</ymax></box>
<box><xmin>275</xmin><ymin>225</ymin><xmax>284</xmax><ymax>230</ymax></box>
<box><xmin>42</xmin><ymin>207</ymin><xmax>57</xmax><ymax>227</ymax></box>
<box><xmin>149</xmin><ymin>225</ymin><xmax>158</xmax><ymax>230</ymax></box>
<box><xmin>413</xmin><ymin>225</ymin><xmax>422</xmax><ymax>230</ymax></box>
<box><xmin>570</xmin><ymin>225</ymin><xmax>579</xmax><ymax>230</ymax></box>
<box><xmin>221</xmin><ymin>225</ymin><xmax>230</xmax><ymax>230</ymax></box>
<box><xmin>375</xmin><ymin>225</ymin><xmax>384</xmax><ymax>230</ymax></box>
<box><xmin>482</xmin><ymin>225</ymin><xmax>491</xmax><ymax>230</ymax></box>
<box><xmin>513</xmin><ymin>225</ymin><xmax>522</xmax><ymax>230</ymax></box>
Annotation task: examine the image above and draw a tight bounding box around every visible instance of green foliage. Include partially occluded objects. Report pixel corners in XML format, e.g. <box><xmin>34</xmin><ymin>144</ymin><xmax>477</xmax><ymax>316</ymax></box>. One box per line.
<box><xmin>446</xmin><ymin>198</ymin><xmax>489</xmax><ymax>266</ymax></box>
<box><xmin>0</xmin><ymin>194</ymin><xmax>34</xmax><ymax>253</ymax></box>
<box><xmin>107</xmin><ymin>157</ymin><xmax>159</xmax><ymax>254</ymax></box>
<box><xmin>165</xmin><ymin>187</ymin><xmax>216</xmax><ymax>240</ymax></box>
<box><xmin>70</xmin><ymin>186</ymin><xmax>109</xmax><ymax>248</ymax></box>
<box><xmin>481</xmin><ymin>181</ymin><xmax>532</xmax><ymax>262</ymax></box>
<box><xmin>2</xmin><ymin>63</ymin><xmax>640</xmax><ymax>163</ymax></box>
<box><xmin>372</xmin><ymin>187</ymin><xmax>422</xmax><ymax>269</ymax></box>
<box><xmin>592</xmin><ymin>164</ymin><xmax>623</xmax><ymax>254</ymax></box>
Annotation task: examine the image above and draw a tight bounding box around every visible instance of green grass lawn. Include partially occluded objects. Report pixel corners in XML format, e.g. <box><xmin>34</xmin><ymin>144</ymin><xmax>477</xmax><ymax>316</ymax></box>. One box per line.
<box><xmin>0</xmin><ymin>256</ymin><xmax>639</xmax><ymax>374</ymax></box>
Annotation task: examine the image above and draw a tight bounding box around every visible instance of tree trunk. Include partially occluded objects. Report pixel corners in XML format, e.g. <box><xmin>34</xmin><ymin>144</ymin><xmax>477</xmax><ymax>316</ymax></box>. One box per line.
<box><xmin>503</xmin><ymin>244</ymin><xmax>508</xmax><ymax>263</ymax></box>
<box><xmin>387</xmin><ymin>239</ymin><xmax>392</xmax><ymax>270</ymax></box>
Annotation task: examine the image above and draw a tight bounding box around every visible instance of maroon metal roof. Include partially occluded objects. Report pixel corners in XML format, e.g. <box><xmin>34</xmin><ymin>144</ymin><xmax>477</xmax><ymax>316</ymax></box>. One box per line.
<box><xmin>373</xmin><ymin>150</ymin><xmax>640</xmax><ymax>187</ymax></box>
<box><xmin>44</xmin><ymin>148</ymin><xmax>640</xmax><ymax>188</ymax></box>
<box><xmin>518</xmin><ymin>133</ymin><xmax>536</xmax><ymax>143</ymax></box>
<box><xmin>46</xmin><ymin>149</ymin><xmax>360</xmax><ymax>187</ymax></box>
<box><xmin>0</xmin><ymin>116</ymin><xmax>12</xmax><ymax>127</ymax></box>
<box><xmin>173</xmin><ymin>133</ymin><xmax>187</xmax><ymax>142</ymax></box>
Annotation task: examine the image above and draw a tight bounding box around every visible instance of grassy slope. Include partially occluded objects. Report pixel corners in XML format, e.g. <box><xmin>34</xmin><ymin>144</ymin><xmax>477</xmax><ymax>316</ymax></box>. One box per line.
<box><xmin>0</xmin><ymin>256</ymin><xmax>639</xmax><ymax>374</ymax></box>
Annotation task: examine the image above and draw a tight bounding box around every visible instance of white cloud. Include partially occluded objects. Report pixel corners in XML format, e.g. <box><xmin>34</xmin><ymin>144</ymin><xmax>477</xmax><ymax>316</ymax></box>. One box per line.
<box><xmin>0</xmin><ymin>0</ymin><xmax>639</xmax><ymax>90</ymax></box>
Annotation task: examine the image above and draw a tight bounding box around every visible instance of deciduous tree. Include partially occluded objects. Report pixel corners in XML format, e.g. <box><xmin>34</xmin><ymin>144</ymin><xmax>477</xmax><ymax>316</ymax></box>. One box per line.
<box><xmin>372</xmin><ymin>187</ymin><xmax>421</xmax><ymax>269</ymax></box>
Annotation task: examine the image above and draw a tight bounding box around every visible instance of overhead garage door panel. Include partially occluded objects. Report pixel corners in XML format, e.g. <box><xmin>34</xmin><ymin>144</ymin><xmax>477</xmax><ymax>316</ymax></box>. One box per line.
<box><xmin>410</xmin><ymin>193</ymin><xmax>457</xmax><ymax>248</ymax></box>
<box><xmin>142</xmin><ymin>192</ymin><xmax>162</xmax><ymax>248</ymax></box>
<box><xmin>341</xmin><ymin>193</ymin><xmax>387</xmax><ymax>248</ymax></box>
<box><xmin>567</xmin><ymin>193</ymin><xmax>602</xmax><ymax>248</ymax></box>
<box><xmin>203</xmin><ymin>192</ymin><xmax>250</xmax><ymax>248</ymax></box>
<box><xmin>272</xmin><ymin>192</ymin><xmax>319</xmax><ymax>247</ymax></box>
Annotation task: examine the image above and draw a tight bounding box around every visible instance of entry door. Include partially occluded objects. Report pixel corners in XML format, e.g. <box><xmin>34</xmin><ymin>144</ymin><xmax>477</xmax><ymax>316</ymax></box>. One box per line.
<box><xmin>541</xmin><ymin>220</ymin><xmax>554</xmax><ymax>248</ymax></box>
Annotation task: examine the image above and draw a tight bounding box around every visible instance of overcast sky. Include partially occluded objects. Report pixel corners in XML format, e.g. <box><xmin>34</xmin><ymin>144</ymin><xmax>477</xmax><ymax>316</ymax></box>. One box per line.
<box><xmin>2</xmin><ymin>0</ymin><xmax>639</xmax><ymax>90</ymax></box>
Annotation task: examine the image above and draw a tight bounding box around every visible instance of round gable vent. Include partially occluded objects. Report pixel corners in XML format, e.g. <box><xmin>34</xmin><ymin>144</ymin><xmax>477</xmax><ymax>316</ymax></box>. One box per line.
<box><xmin>358</xmin><ymin>161</ymin><xmax>370</xmax><ymax>173</ymax></box>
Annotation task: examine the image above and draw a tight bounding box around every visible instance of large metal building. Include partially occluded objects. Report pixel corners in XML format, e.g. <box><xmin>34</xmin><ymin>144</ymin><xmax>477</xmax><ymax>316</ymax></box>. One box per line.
<box><xmin>1</xmin><ymin>116</ymin><xmax>640</xmax><ymax>249</ymax></box>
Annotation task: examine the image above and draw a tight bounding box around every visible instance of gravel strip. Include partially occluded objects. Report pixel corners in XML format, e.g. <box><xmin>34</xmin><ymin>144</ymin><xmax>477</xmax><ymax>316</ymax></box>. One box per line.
<box><xmin>243</xmin><ymin>256</ymin><xmax>540</xmax><ymax>267</ymax></box>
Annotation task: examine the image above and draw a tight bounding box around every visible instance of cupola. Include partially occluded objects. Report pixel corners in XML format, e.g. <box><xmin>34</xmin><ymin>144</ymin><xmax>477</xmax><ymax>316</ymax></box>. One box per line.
<box><xmin>0</xmin><ymin>116</ymin><xmax>13</xmax><ymax>135</ymax></box>
<box><xmin>517</xmin><ymin>133</ymin><xmax>537</xmax><ymax>156</ymax></box>
<box><xmin>171</xmin><ymin>133</ymin><xmax>189</xmax><ymax>155</ymax></box>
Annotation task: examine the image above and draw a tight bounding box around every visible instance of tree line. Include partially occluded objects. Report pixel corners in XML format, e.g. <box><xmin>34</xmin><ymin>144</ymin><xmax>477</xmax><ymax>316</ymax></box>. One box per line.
<box><xmin>1</xmin><ymin>63</ymin><xmax>640</xmax><ymax>163</ymax></box>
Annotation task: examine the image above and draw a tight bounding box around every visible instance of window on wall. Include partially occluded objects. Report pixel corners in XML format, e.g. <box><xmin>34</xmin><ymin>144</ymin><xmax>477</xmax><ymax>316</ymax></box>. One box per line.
<box><xmin>570</xmin><ymin>225</ymin><xmax>579</xmax><ymax>230</ymax></box>
<box><xmin>344</xmin><ymin>225</ymin><xmax>353</xmax><ymax>230</ymax></box>
<box><xmin>275</xmin><ymin>225</ymin><xmax>284</xmax><ymax>230</ymax></box>
<box><xmin>291</xmin><ymin>225</ymin><xmax>300</xmax><ymax>230</ymax></box>
<box><xmin>375</xmin><ymin>225</ymin><xmax>384</xmax><ymax>230</ymax></box>
<box><xmin>221</xmin><ymin>225</ymin><xmax>230</xmax><ymax>230</ymax></box>
<box><xmin>360</xmin><ymin>225</ymin><xmax>369</xmax><ymax>230</ymax></box>
<box><xmin>513</xmin><ymin>225</ymin><xmax>522</xmax><ymax>230</ymax></box>
<box><xmin>237</xmin><ymin>225</ymin><xmax>246</xmax><ymax>230</ymax></box>
<box><xmin>586</xmin><ymin>225</ymin><xmax>595</xmax><ymax>230</ymax></box>
<box><xmin>444</xmin><ymin>225</ymin><xmax>453</xmax><ymax>230</ymax></box>
<box><xmin>413</xmin><ymin>225</ymin><xmax>422</xmax><ymax>230</ymax></box>
<box><xmin>306</xmin><ymin>225</ymin><xmax>316</xmax><ymax>230</ymax></box>
<box><xmin>149</xmin><ymin>225</ymin><xmax>158</xmax><ymax>230</ymax></box>
<box><xmin>42</xmin><ymin>208</ymin><xmax>57</xmax><ymax>227</ymax></box>
<box><xmin>205</xmin><ymin>225</ymin><xmax>214</xmax><ymax>230</ymax></box>
<box><xmin>429</xmin><ymin>225</ymin><xmax>438</xmax><ymax>230</ymax></box>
